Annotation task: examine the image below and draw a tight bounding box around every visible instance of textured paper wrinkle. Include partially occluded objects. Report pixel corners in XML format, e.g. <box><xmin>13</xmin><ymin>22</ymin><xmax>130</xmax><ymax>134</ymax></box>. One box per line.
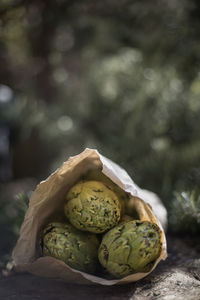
<box><xmin>98</xmin><ymin>152</ymin><xmax>138</xmax><ymax>196</ymax></box>
<box><xmin>12</xmin><ymin>148</ymin><xmax>167</xmax><ymax>285</ymax></box>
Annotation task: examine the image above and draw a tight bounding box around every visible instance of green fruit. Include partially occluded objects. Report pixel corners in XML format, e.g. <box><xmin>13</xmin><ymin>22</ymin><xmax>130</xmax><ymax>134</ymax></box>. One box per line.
<box><xmin>98</xmin><ymin>220</ymin><xmax>161</xmax><ymax>278</ymax></box>
<box><xmin>41</xmin><ymin>222</ymin><xmax>99</xmax><ymax>274</ymax></box>
<box><xmin>64</xmin><ymin>180</ymin><xmax>121</xmax><ymax>233</ymax></box>
<box><xmin>84</xmin><ymin>170</ymin><xmax>128</xmax><ymax>214</ymax></box>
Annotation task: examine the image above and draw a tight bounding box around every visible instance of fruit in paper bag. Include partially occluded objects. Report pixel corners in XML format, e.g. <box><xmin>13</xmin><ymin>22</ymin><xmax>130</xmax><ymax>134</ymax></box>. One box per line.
<box><xmin>98</xmin><ymin>220</ymin><xmax>161</xmax><ymax>278</ymax></box>
<box><xmin>84</xmin><ymin>170</ymin><xmax>128</xmax><ymax>214</ymax></box>
<box><xmin>41</xmin><ymin>222</ymin><xmax>99</xmax><ymax>274</ymax></box>
<box><xmin>64</xmin><ymin>180</ymin><xmax>121</xmax><ymax>233</ymax></box>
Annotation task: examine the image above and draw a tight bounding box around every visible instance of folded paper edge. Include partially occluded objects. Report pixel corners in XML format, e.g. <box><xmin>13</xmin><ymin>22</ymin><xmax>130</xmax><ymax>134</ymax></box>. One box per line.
<box><xmin>12</xmin><ymin>148</ymin><xmax>167</xmax><ymax>285</ymax></box>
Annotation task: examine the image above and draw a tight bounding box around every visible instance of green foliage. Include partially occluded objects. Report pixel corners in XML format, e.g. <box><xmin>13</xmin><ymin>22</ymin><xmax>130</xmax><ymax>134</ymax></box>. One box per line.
<box><xmin>0</xmin><ymin>1</ymin><xmax>200</xmax><ymax>195</ymax></box>
<box><xmin>79</xmin><ymin>48</ymin><xmax>200</xmax><ymax>203</ymax></box>
<box><xmin>0</xmin><ymin>190</ymin><xmax>29</xmax><ymax>267</ymax></box>
<box><xmin>169</xmin><ymin>189</ymin><xmax>200</xmax><ymax>234</ymax></box>
<box><xmin>0</xmin><ymin>1</ymin><xmax>200</xmax><ymax>261</ymax></box>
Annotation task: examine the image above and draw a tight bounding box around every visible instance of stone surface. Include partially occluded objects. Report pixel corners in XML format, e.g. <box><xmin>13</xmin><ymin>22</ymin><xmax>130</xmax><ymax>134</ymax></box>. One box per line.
<box><xmin>1</xmin><ymin>236</ymin><xmax>200</xmax><ymax>300</ymax></box>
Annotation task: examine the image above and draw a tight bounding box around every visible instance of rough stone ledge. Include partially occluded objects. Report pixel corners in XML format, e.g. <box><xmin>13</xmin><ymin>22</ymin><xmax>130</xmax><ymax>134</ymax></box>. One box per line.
<box><xmin>0</xmin><ymin>236</ymin><xmax>200</xmax><ymax>300</ymax></box>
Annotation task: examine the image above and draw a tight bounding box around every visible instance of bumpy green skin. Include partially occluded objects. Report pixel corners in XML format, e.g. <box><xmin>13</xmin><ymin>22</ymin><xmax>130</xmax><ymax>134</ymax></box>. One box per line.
<box><xmin>64</xmin><ymin>180</ymin><xmax>121</xmax><ymax>233</ymax></box>
<box><xmin>98</xmin><ymin>220</ymin><xmax>162</xmax><ymax>278</ymax></box>
<box><xmin>41</xmin><ymin>222</ymin><xmax>99</xmax><ymax>274</ymax></box>
<box><xmin>84</xmin><ymin>170</ymin><xmax>128</xmax><ymax>214</ymax></box>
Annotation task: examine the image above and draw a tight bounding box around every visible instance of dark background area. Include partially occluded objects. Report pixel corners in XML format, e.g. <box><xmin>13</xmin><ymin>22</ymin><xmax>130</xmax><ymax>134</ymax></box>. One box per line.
<box><xmin>1</xmin><ymin>0</ymin><xmax>200</xmax><ymax>268</ymax></box>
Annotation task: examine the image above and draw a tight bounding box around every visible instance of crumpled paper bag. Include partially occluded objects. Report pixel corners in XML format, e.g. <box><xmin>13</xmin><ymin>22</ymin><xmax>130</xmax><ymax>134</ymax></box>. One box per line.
<box><xmin>12</xmin><ymin>148</ymin><xmax>167</xmax><ymax>285</ymax></box>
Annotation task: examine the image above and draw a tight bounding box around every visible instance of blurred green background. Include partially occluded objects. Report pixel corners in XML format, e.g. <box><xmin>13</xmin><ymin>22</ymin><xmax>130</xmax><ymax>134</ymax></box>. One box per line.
<box><xmin>1</xmin><ymin>0</ymin><xmax>200</xmax><ymax>267</ymax></box>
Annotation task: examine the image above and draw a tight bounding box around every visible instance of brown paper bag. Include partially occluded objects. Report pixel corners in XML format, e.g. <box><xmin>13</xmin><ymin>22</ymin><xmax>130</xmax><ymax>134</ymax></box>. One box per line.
<box><xmin>12</xmin><ymin>148</ymin><xmax>167</xmax><ymax>285</ymax></box>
